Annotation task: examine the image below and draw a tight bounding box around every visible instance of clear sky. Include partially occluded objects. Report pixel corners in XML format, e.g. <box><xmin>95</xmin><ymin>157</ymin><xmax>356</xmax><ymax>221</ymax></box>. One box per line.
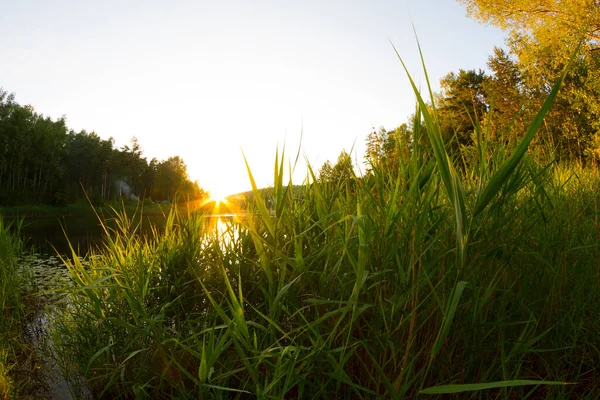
<box><xmin>0</xmin><ymin>0</ymin><xmax>506</xmax><ymax>198</ymax></box>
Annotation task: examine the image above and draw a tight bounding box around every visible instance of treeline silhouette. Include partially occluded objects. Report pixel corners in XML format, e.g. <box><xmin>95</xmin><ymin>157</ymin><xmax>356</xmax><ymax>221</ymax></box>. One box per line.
<box><xmin>0</xmin><ymin>88</ymin><xmax>206</xmax><ymax>206</ymax></box>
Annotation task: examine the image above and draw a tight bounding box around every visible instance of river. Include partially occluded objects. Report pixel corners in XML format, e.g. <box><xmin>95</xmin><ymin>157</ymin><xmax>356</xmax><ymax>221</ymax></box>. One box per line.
<box><xmin>8</xmin><ymin>211</ymin><xmax>238</xmax><ymax>398</ymax></box>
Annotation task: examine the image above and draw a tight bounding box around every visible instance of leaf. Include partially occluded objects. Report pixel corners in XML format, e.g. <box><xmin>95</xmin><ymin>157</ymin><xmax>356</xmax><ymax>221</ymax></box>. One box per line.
<box><xmin>430</xmin><ymin>281</ymin><xmax>468</xmax><ymax>361</ymax></box>
<box><xmin>392</xmin><ymin>37</ymin><xmax>468</xmax><ymax>268</ymax></box>
<box><xmin>420</xmin><ymin>379</ymin><xmax>573</xmax><ymax>395</ymax></box>
<box><xmin>242</xmin><ymin>151</ymin><xmax>275</xmax><ymax>237</ymax></box>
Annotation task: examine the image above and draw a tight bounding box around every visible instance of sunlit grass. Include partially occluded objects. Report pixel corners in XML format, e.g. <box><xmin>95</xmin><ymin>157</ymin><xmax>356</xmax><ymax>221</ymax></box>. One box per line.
<box><xmin>46</xmin><ymin>45</ymin><xmax>600</xmax><ymax>398</ymax></box>
<box><xmin>50</xmin><ymin>156</ymin><xmax>600</xmax><ymax>398</ymax></box>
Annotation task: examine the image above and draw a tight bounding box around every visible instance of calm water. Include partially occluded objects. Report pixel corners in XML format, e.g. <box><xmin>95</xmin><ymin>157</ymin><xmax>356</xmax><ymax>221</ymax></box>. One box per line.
<box><xmin>5</xmin><ymin>213</ymin><xmax>166</xmax><ymax>255</ymax></box>
<box><xmin>9</xmin><ymin>212</ymin><xmax>239</xmax><ymax>399</ymax></box>
<box><xmin>5</xmin><ymin>212</ymin><xmax>240</xmax><ymax>255</ymax></box>
<box><xmin>19</xmin><ymin>254</ymin><xmax>84</xmax><ymax>399</ymax></box>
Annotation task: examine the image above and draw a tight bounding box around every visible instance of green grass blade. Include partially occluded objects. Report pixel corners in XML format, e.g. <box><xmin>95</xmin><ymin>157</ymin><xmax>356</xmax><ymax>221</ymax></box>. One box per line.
<box><xmin>392</xmin><ymin>43</ymin><xmax>468</xmax><ymax>268</ymax></box>
<box><xmin>243</xmin><ymin>151</ymin><xmax>275</xmax><ymax>237</ymax></box>
<box><xmin>411</xmin><ymin>24</ymin><xmax>437</xmax><ymax>114</ymax></box>
<box><xmin>430</xmin><ymin>281</ymin><xmax>468</xmax><ymax>361</ymax></box>
<box><xmin>420</xmin><ymin>380</ymin><xmax>573</xmax><ymax>395</ymax></box>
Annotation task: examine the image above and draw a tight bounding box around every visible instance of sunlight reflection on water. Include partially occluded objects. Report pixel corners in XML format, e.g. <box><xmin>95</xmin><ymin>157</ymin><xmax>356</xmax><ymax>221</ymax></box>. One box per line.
<box><xmin>205</xmin><ymin>214</ymin><xmax>245</xmax><ymax>248</ymax></box>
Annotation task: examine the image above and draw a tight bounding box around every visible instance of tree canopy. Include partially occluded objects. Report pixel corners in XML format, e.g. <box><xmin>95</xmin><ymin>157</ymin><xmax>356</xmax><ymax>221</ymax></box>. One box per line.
<box><xmin>0</xmin><ymin>88</ymin><xmax>207</xmax><ymax>206</ymax></box>
<box><xmin>458</xmin><ymin>0</ymin><xmax>599</xmax><ymax>51</ymax></box>
<box><xmin>449</xmin><ymin>0</ymin><xmax>600</xmax><ymax>163</ymax></box>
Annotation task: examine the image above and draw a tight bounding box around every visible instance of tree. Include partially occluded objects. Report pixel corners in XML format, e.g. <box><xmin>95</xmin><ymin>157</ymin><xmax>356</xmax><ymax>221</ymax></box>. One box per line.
<box><xmin>437</xmin><ymin>69</ymin><xmax>490</xmax><ymax>151</ymax></box>
<box><xmin>484</xmin><ymin>47</ymin><xmax>527</xmax><ymax>141</ymax></box>
<box><xmin>458</xmin><ymin>0</ymin><xmax>600</xmax><ymax>162</ymax></box>
<box><xmin>365</xmin><ymin>128</ymin><xmax>383</xmax><ymax>167</ymax></box>
<box><xmin>457</xmin><ymin>0</ymin><xmax>599</xmax><ymax>51</ymax></box>
<box><xmin>318</xmin><ymin>160</ymin><xmax>334</xmax><ymax>182</ymax></box>
<box><xmin>365</xmin><ymin>125</ymin><xmax>412</xmax><ymax>174</ymax></box>
<box><xmin>318</xmin><ymin>150</ymin><xmax>356</xmax><ymax>196</ymax></box>
<box><xmin>331</xmin><ymin>150</ymin><xmax>355</xmax><ymax>183</ymax></box>
<box><xmin>117</xmin><ymin>137</ymin><xmax>148</xmax><ymax>196</ymax></box>
<box><xmin>153</xmin><ymin>156</ymin><xmax>189</xmax><ymax>201</ymax></box>
<box><xmin>0</xmin><ymin>88</ymin><xmax>209</xmax><ymax>205</ymax></box>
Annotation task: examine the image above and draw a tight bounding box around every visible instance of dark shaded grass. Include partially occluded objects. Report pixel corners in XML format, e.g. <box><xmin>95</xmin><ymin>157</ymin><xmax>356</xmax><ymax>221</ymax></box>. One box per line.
<box><xmin>0</xmin><ymin>218</ymin><xmax>27</xmax><ymax>399</ymax></box>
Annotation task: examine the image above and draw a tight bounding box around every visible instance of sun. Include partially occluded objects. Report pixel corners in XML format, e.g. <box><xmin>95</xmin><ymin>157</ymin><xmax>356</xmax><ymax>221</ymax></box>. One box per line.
<box><xmin>210</xmin><ymin>196</ymin><xmax>226</xmax><ymax>205</ymax></box>
<box><xmin>208</xmin><ymin>187</ymin><xmax>229</xmax><ymax>205</ymax></box>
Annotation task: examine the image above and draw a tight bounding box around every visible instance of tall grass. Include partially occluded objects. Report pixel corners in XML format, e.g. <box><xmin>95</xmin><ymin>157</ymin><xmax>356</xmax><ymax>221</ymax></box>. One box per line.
<box><xmin>0</xmin><ymin>219</ymin><xmax>26</xmax><ymax>399</ymax></box>
<box><xmin>50</xmin><ymin>48</ymin><xmax>600</xmax><ymax>398</ymax></box>
<box><xmin>52</xmin><ymin>156</ymin><xmax>600</xmax><ymax>398</ymax></box>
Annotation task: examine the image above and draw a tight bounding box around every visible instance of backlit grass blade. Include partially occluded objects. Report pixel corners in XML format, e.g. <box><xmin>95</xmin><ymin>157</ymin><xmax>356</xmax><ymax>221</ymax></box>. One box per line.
<box><xmin>392</xmin><ymin>43</ymin><xmax>468</xmax><ymax>268</ymax></box>
<box><xmin>245</xmin><ymin>211</ymin><xmax>274</xmax><ymax>288</ymax></box>
<box><xmin>420</xmin><ymin>379</ymin><xmax>573</xmax><ymax>395</ymax></box>
<box><xmin>412</xmin><ymin>24</ymin><xmax>437</xmax><ymax>114</ymax></box>
<box><xmin>243</xmin><ymin>151</ymin><xmax>275</xmax><ymax>238</ymax></box>
<box><xmin>273</xmin><ymin>146</ymin><xmax>289</xmax><ymax>219</ymax></box>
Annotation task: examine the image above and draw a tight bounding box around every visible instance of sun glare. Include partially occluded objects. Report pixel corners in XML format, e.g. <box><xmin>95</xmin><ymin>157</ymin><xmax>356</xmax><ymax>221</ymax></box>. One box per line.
<box><xmin>209</xmin><ymin>188</ymin><xmax>229</xmax><ymax>205</ymax></box>
<box><xmin>211</xmin><ymin>196</ymin><xmax>225</xmax><ymax>205</ymax></box>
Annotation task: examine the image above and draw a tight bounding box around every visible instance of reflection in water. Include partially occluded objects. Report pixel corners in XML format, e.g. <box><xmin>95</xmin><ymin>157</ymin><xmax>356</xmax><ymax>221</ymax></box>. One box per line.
<box><xmin>7</xmin><ymin>214</ymin><xmax>104</xmax><ymax>255</ymax></box>
<box><xmin>19</xmin><ymin>254</ymin><xmax>91</xmax><ymax>399</ymax></box>
<box><xmin>205</xmin><ymin>214</ymin><xmax>244</xmax><ymax>248</ymax></box>
<box><xmin>6</xmin><ymin>213</ymin><xmax>245</xmax><ymax>255</ymax></box>
<box><xmin>11</xmin><ymin>211</ymin><xmax>247</xmax><ymax>399</ymax></box>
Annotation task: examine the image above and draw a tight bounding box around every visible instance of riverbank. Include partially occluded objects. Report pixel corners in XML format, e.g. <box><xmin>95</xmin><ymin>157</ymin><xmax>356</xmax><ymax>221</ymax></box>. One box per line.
<box><xmin>0</xmin><ymin>219</ymin><xmax>30</xmax><ymax>399</ymax></box>
<box><xmin>0</xmin><ymin>201</ymin><xmax>168</xmax><ymax>219</ymax></box>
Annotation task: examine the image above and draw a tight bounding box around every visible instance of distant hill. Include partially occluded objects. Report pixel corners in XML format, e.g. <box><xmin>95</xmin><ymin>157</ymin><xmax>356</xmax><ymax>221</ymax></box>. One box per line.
<box><xmin>224</xmin><ymin>185</ymin><xmax>306</xmax><ymax>210</ymax></box>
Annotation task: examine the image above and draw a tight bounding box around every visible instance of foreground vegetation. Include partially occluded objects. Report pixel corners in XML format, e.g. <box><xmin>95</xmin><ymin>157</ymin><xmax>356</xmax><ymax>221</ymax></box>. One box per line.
<box><xmin>49</xmin><ymin>61</ymin><xmax>600</xmax><ymax>397</ymax></box>
<box><xmin>4</xmin><ymin>2</ymin><xmax>599</xmax><ymax>396</ymax></box>
<box><xmin>52</xmin><ymin>157</ymin><xmax>600</xmax><ymax>398</ymax></box>
<box><xmin>0</xmin><ymin>220</ymin><xmax>27</xmax><ymax>399</ymax></box>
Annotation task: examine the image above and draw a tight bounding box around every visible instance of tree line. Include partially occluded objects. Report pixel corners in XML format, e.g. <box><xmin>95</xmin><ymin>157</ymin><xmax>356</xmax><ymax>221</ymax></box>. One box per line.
<box><xmin>0</xmin><ymin>90</ymin><xmax>206</xmax><ymax>206</ymax></box>
<box><xmin>317</xmin><ymin>0</ymin><xmax>600</xmax><ymax>179</ymax></box>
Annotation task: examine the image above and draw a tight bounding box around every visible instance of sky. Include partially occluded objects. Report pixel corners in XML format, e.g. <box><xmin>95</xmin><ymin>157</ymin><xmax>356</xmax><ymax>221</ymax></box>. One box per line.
<box><xmin>0</xmin><ymin>0</ymin><xmax>507</xmax><ymax>198</ymax></box>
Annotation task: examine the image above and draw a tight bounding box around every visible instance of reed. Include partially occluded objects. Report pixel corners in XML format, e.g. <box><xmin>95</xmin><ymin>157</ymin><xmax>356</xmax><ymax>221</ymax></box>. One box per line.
<box><xmin>0</xmin><ymin>218</ymin><xmax>26</xmax><ymax>399</ymax></box>
<box><xmin>50</xmin><ymin>48</ymin><xmax>600</xmax><ymax>398</ymax></box>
